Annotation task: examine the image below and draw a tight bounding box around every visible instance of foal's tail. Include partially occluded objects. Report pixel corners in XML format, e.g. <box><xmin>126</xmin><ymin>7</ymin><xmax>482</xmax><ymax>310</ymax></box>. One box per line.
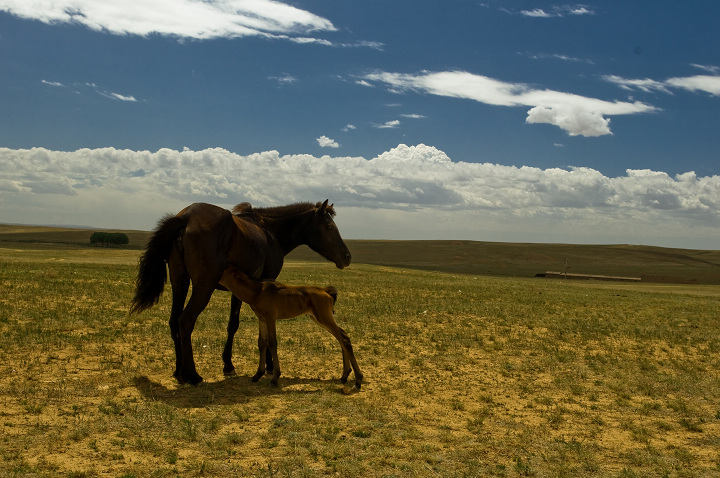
<box><xmin>130</xmin><ymin>214</ymin><xmax>187</xmax><ymax>315</ymax></box>
<box><xmin>325</xmin><ymin>286</ymin><xmax>338</xmax><ymax>305</ymax></box>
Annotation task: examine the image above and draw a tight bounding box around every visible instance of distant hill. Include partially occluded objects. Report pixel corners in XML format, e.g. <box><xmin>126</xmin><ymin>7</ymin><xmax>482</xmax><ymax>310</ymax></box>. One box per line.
<box><xmin>289</xmin><ymin>240</ymin><xmax>720</xmax><ymax>285</ymax></box>
<box><xmin>2</xmin><ymin>224</ymin><xmax>719</xmax><ymax>284</ymax></box>
<box><xmin>0</xmin><ymin>224</ymin><xmax>148</xmax><ymax>249</ymax></box>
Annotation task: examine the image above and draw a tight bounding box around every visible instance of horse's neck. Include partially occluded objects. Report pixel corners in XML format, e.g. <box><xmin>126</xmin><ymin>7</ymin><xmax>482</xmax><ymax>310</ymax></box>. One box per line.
<box><xmin>263</xmin><ymin>213</ymin><xmax>313</xmax><ymax>256</ymax></box>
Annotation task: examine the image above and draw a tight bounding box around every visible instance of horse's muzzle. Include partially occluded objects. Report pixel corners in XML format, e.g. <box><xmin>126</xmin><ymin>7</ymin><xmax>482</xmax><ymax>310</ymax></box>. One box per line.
<box><xmin>337</xmin><ymin>251</ymin><xmax>352</xmax><ymax>269</ymax></box>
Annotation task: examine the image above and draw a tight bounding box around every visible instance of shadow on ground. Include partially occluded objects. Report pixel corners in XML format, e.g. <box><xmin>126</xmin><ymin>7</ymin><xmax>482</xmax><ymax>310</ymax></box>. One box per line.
<box><xmin>133</xmin><ymin>374</ymin><xmax>349</xmax><ymax>408</ymax></box>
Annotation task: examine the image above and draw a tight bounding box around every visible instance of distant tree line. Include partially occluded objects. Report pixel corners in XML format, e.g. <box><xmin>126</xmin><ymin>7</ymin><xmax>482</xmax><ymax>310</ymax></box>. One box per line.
<box><xmin>90</xmin><ymin>232</ymin><xmax>129</xmax><ymax>247</ymax></box>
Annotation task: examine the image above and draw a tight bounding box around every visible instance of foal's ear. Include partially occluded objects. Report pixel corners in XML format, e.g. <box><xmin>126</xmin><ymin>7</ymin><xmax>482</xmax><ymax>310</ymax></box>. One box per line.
<box><xmin>317</xmin><ymin>199</ymin><xmax>329</xmax><ymax>216</ymax></box>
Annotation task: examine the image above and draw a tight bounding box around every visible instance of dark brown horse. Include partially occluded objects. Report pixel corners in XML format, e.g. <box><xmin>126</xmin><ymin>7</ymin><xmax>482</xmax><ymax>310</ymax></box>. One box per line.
<box><xmin>219</xmin><ymin>264</ymin><xmax>363</xmax><ymax>389</ymax></box>
<box><xmin>130</xmin><ymin>200</ymin><xmax>351</xmax><ymax>385</ymax></box>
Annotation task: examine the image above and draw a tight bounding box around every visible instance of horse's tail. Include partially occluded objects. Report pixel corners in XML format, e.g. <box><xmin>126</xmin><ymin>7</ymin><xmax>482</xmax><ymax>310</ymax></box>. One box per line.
<box><xmin>130</xmin><ymin>214</ymin><xmax>187</xmax><ymax>315</ymax></box>
<box><xmin>325</xmin><ymin>285</ymin><xmax>338</xmax><ymax>305</ymax></box>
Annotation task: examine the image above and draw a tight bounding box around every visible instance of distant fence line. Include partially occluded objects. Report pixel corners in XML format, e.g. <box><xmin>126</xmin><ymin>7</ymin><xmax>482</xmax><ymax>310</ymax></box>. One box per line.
<box><xmin>539</xmin><ymin>271</ymin><xmax>641</xmax><ymax>282</ymax></box>
<box><xmin>538</xmin><ymin>271</ymin><xmax>698</xmax><ymax>284</ymax></box>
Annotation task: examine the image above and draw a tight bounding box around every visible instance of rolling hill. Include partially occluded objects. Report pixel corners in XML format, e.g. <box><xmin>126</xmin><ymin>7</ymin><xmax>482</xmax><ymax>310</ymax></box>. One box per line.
<box><xmin>2</xmin><ymin>224</ymin><xmax>719</xmax><ymax>284</ymax></box>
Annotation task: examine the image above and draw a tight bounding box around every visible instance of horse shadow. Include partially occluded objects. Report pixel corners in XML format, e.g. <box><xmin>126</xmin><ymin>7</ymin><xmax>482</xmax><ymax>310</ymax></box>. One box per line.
<box><xmin>133</xmin><ymin>374</ymin><xmax>347</xmax><ymax>408</ymax></box>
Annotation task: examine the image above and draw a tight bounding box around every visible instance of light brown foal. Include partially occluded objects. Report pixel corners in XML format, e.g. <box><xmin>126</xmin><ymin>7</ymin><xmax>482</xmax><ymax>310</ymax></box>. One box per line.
<box><xmin>219</xmin><ymin>264</ymin><xmax>363</xmax><ymax>389</ymax></box>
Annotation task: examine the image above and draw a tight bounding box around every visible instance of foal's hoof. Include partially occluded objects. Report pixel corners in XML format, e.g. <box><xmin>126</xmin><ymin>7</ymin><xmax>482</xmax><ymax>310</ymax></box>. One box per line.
<box><xmin>341</xmin><ymin>384</ymin><xmax>360</xmax><ymax>395</ymax></box>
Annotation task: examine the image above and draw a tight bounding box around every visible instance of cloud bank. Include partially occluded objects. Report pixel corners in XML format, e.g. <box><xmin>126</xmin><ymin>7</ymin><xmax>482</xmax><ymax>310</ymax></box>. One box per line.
<box><xmin>363</xmin><ymin>71</ymin><xmax>658</xmax><ymax>136</ymax></box>
<box><xmin>1</xmin><ymin>145</ymin><xmax>718</xmax><ymax>249</ymax></box>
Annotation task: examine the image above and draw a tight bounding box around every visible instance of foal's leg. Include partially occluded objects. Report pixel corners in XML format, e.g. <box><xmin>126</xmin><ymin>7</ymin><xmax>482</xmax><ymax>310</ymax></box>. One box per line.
<box><xmin>252</xmin><ymin>317</ymin><xmax>268</xmax><ymax>382</ymax></box>
<box><xmin>265</xmin><ymin>343</ymin><xmax>275</xmax><ymax>374</ymax></box>
<box><xmin>315</xmin><ymin>308</ymin><xmax>363</xmax><ymax>388</ymax></box>
<box><xmin>223</xmin><ymin>296</ymin><xmax>274</xmax><ymax>376</ymax></box>
<box><xmin>265</xmin><ymin>314</ymin><xmax>281</xmax><ymax>386</ymax></box>
<box><xmin>222</xmin><ymin>295</ymin><xmax>242</xmax><ymax>375</ymax></box>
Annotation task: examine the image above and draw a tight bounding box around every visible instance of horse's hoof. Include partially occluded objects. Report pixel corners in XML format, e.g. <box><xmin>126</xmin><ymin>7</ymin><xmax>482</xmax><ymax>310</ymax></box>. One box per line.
<box><xmin>251</xmin><ymin>373</ymin><xmax>263</xmax><ymax>382</ymax></box>
<box><xmin>223</xmin><ymin>365</ymin><xmax>236</xmax><ymax>376</ymax></box>
<box><xmin>183</xmin><ymin>372</ymin><xmax>204</xmax><ymax>386</ymax></box>
<box><xmin>269</xmin><ymin>380</ymin><xmax>279</xmax><ymax>387</ymax></box>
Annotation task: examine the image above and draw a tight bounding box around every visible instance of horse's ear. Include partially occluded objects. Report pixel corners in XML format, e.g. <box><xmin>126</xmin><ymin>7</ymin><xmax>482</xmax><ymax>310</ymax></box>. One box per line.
<box><xmin>317</xmin><ymin>199</ymin><xmax>329</xmax><ymax>216</ymax></box>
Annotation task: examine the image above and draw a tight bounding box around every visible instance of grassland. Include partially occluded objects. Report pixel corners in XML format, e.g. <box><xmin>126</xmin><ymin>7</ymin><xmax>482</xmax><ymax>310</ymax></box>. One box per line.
<box><xmin>1</xmin><ymin>235</ymin><xmax>720</xmax><ymax>477</ymax></box>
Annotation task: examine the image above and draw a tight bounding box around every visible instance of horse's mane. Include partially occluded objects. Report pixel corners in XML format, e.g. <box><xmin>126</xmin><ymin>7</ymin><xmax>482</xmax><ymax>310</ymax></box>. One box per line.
<box><xmin>232</xmin><ymin>201</ymin><xmax>335</xmax><ymax>218</ymax></box>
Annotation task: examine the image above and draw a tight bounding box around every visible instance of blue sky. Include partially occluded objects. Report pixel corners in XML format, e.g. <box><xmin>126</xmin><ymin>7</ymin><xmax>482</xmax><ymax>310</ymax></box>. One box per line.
<box><xmin>1</xmin><ymin>1</ymin><xmax>719</xmax><ymax>249</ymax></box>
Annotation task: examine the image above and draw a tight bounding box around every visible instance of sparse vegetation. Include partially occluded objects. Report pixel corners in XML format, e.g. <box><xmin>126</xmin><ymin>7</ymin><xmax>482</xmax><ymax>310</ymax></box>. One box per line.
<box><xmin>0</xmin><ymin>238</ymin><xmax>719</xmax><ymax>477</ymax></box>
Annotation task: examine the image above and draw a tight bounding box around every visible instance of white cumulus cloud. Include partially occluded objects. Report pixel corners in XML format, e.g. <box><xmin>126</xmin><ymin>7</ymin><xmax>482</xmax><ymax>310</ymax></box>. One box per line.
<box><xmin>364</xmin><ymin>70</ymin><xmax>657</xmax><ymax>136</ymax></box>
<box><xmin>317</xmin><ymin>136</ymin><xmax>340</xmax><ymax>148</ymax></box>
<box><xmin>1</xmin><ymin>144</ymin><xmax>718</xmax><ymax>248</ymax></box>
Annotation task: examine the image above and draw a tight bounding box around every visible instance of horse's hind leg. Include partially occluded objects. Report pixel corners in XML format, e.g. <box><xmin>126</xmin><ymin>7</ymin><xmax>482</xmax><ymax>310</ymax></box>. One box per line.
<box><xmin>340</xmin><ymin>347</ymin><xmax>352</xmax><ymax>384</ymax></box>
<box><xmin>222</xmin><ymin>295</ymin><xmax>242</xmax><ymax>375</ymax></box>
<box><xmin>177</xmin><ymin>285</ymin><xmax>214</xmax><ymax>385</ymax></box>
<box><xmin>168</xmin><ymin>249</ymin><xmax>189</xmax><ymax>383</ymax></box>
<box><xmin>316</xmin><ymin>309</ymin><xmax>363</xmax><ymax>389</ymax></box>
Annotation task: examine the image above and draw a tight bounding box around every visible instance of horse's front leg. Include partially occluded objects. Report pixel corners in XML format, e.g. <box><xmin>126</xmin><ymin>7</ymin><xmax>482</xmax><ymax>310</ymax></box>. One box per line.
<box><xmin>222</xmin><ymin>295</ymin><xmax>242</xmax><ymax>375</ymax></box>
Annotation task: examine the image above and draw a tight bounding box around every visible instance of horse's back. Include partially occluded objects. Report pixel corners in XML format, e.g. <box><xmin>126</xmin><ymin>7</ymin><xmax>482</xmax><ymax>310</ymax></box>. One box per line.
<box><xmin>179</xmin><ymin>203</ymin><xmax>233</xmax><ymax>231</ymax></box>
<box><xmin>297</xmin><ymin>285</ymin><xmax>337</xmax><ymax>317</ymax></box>
<box><xmin>177</xmin><ymin>203</ymin><xmax>273</xmax><ymax>278</ymax></box>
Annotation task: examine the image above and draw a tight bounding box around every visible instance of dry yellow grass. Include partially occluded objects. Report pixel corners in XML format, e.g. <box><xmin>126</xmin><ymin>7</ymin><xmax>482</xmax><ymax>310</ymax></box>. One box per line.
<box><xmin>1</xmin><ymin>244</ymin><xmax>719</xmax><ymax>477</ymax></box>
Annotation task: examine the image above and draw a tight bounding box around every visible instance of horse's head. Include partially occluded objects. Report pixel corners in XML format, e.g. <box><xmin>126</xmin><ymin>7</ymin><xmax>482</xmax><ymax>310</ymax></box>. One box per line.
<box><xmin>305</xmin><ymin>200</ymin><xmax>352</xmax><ymax>269</ymax></box>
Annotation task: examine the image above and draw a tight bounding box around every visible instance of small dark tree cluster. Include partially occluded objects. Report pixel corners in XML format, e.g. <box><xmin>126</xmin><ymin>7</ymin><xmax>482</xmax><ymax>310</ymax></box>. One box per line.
<box><xmin>90</xmin><ymin>232</ymin><xmax>130</xmax><ymax>247</ymax></box>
